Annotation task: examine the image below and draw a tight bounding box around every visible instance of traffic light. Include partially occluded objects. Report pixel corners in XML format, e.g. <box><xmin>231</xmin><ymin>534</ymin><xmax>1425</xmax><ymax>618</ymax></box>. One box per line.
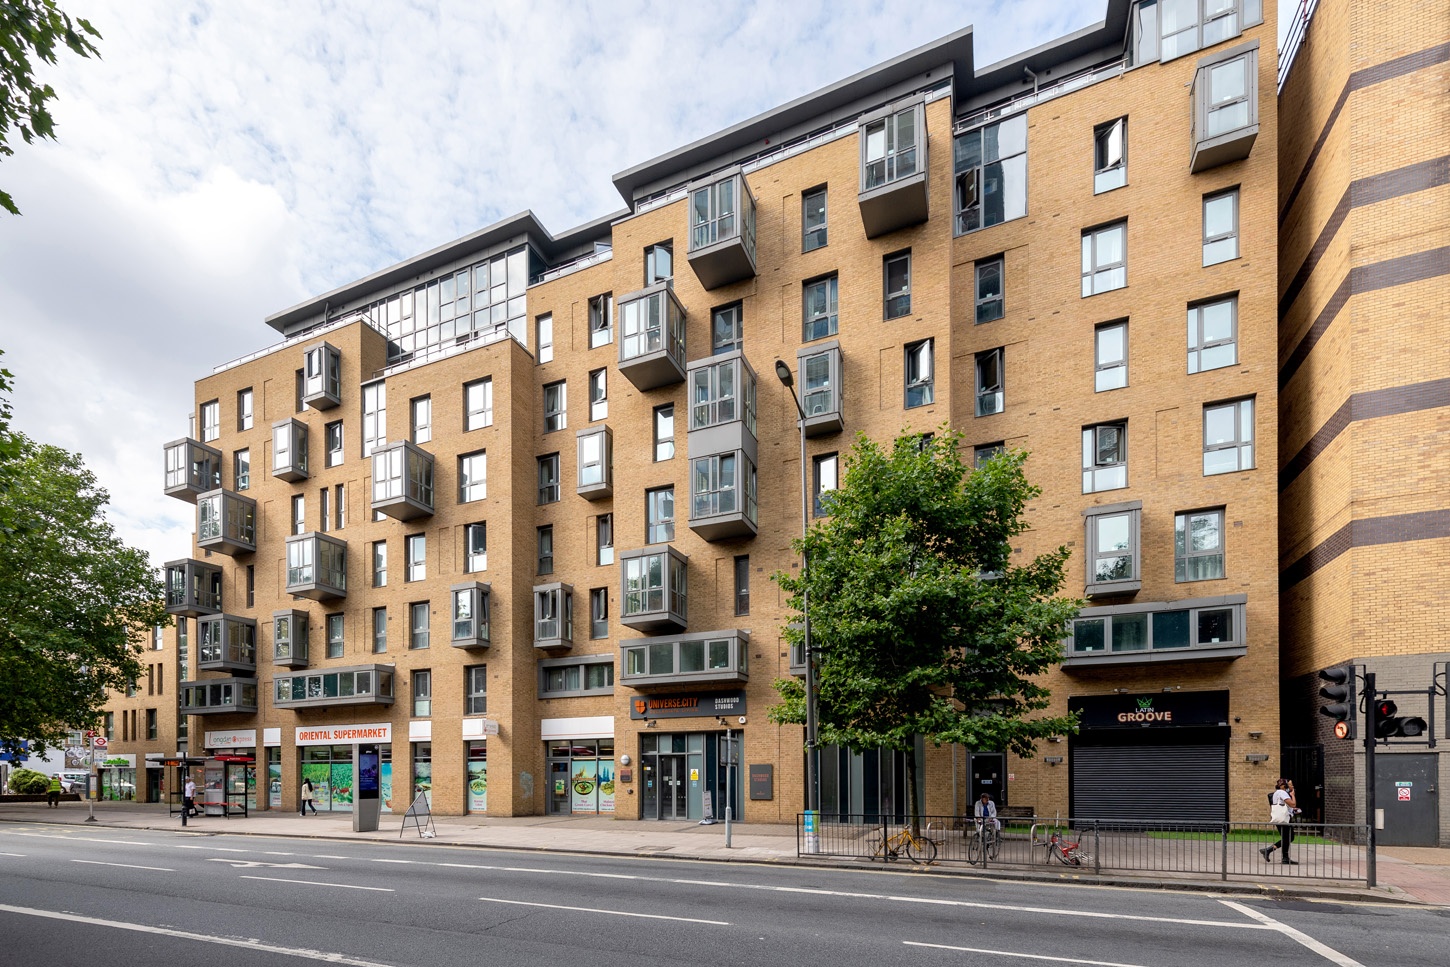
<box><xmin>1373</xmin><ymin>698</ymin><xmax>1428</xmax><ymax>739</ymax></box>
<box><xmin>1318</xmin><ymin>665</ymin><xmax>1357</xmax><ymax>739</ymax></box>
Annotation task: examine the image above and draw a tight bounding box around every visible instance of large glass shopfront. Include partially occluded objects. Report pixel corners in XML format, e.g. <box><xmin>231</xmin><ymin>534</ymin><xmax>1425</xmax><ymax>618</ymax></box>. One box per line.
<box><xmin>466</xmin><ymin>742</ymin><xmax>487</xmax><ymax>813</ymax></box>
<box><xmin>301</xmin><ymin>745</ymin><xmax>394</xmax><ymax>814</ymax></box>
<box><xmin>546</xmin><ymin>739</ymin><xmax>615</xmax><ymax>815</ymax></box>
<box><xmin>638</xmin><ymin>732</ymin><xmax>738</xmax><ymax>822</ymax></box>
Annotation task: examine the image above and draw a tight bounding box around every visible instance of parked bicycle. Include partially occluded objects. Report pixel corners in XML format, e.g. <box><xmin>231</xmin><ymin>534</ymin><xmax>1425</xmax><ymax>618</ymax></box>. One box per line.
<box><xmin>870</xmin><ymin>824</ymin><xmax>938</xmax><ymax>864</ymax></box>
<box><xmin>967</xmin><ymin>817</ymin><xmax>1001</xmax><ymax>863</ymax></box>
<box><xmin>1033</xmin><ymin>817</ymin><xmax>1093</xmax><ymax>866</ymax></box>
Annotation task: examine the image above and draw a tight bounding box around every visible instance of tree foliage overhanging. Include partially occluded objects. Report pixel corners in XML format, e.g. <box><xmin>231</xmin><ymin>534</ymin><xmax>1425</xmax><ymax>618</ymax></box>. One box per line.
<box><xmin>769</xmin><ymin>431</ymin><xmax>1081</xmax><ymax>765</ymax></box>
<box><xmin>0</xmin><ymin>352</ymin><xmax>166</xmax><ymax>754</ymax></box>
<box><xmin>0</xmin><ymin>0</ymin><xmax>102</xmax><ymax>214</ymax></box>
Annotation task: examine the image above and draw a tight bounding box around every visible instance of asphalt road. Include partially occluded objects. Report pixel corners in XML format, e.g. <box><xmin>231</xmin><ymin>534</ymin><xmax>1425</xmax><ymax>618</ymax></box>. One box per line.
<box><xmin>0</xmin><ymin>822</ymin><xmax>1442</xmax><ymax>967</ymax></box>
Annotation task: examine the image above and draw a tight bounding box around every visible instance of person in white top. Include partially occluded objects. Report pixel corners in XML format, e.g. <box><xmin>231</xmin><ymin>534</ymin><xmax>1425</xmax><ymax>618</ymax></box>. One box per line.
<box><xmin>1261</xmin><ymin>778</ymin><xmax>1298</xmax><ymax>865</ymax></box>
<box><xmin>974</xmin><ymin>793</ymin><xmax>1000</xmax><ymax>832</ymax></box>
<box><xmin>183</xmin><ymin>777</ymin><xmax>197</xmax><ymax>818</ymax></box>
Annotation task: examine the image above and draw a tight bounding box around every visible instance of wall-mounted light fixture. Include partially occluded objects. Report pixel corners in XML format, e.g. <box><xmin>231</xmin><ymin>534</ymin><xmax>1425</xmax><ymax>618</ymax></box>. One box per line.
<box><xmin>1112</xmin><ymin>687</ymin><xmax>1131</xmax><ymax>694</ymax></box>
<box><xmin>1047</xmin><ymin>735</ymin><xmax>1064</xmax><ymax>743</ymax></box>
<box><xmin>1248</xmin><ymin>731</ymin><xmax>1264</xmax><ymax>739</ymax></box>
<box><xmin>645</xmin><ymin>719</ymin><xmax>658</xmax><ymax>729</ymax></box>
<box><xmin>1162</xmin><ymin>685</ymin><xmax>1181</xmax><ymax>693</ymax></box>
<box><xmin>1044</xmin><ymin>756</ymin><xmax>1064</xmax><ymax>765</ymax></box>
<box><xmin>1244</xmin><ymin>753</ymin><xmax>1270</xmax><ymax>763</ymax></box>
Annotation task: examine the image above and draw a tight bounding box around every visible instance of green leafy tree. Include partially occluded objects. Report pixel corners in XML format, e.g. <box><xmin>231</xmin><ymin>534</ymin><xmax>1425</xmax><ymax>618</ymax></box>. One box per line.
<box><xmin>770</xmin><ymin>431</ymin><xmax>1081</xmax><ymax>826</ymax></box>
<box><xmin>0</xmin><ymin>367</ymin><xmax>165</xmax><ymax>752</ymax></box>
<box><xmin>0</xmin><ymin>0</ymin><xmax>102</xmax><ymax>214</ymax></box>
<box><xmin>7</xmin><ymin>766</ymin><xmax>47</xmax><ymax>793</ymax></box>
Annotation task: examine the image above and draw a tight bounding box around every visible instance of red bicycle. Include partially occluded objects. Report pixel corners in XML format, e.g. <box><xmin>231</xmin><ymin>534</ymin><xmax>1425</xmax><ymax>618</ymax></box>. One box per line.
<box><xmin>1034</xmin><ymin>818</ymin><xmax>1093</xmax><ymax>866</ymax></box>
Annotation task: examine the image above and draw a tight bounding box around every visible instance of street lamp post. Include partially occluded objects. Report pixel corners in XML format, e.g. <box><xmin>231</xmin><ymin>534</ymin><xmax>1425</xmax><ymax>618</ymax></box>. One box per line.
<box><xmin>774</xmin><ymin>360</ymin><xmax>819</xmax><ymax>817</ymax></box>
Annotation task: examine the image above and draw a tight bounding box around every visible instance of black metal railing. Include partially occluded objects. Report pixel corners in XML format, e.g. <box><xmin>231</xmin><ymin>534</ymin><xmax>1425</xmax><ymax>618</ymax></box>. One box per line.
<box><xmin>797</xmin><ymin>813</ymin><xmax>1370</xmax><ymax>884</ymax></box>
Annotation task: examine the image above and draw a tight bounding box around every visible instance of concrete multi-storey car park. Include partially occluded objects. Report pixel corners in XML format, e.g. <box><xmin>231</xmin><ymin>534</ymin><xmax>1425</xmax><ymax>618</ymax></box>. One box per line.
<box><xmin>126</xmin><ymin>0</ymin><xmax>1302</xmax><ymax>827</ymax></box>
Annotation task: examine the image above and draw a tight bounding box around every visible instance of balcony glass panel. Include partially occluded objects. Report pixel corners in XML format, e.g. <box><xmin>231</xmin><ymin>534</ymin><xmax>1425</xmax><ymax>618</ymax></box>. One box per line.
<box><xmin>164</xmin><ymin>558</ymin><xmax>222</xmax><ymax>616</ymax></box>
<box><xmin>617</xmin><ymin>284</ymin><xmax>686</xmax><ymax>390</ymax></box>
<box><xmin>302</xmin><ymin>342</ymin><xmax>342</xmax><ymax>409</ymax></box>
<box><xmin>196</xmin><ymin>489</ymin><xmax>256</xmax><ymax>556</ymax></box>
<box><xmin>271</xmin><ymin>419</ymin><xmax>310</xmax><ymax>482</ymax></box>
<box><xmin>687</xmin><ymin>173</ymin><xmax>757</xmax><ymax>289</ymax></box>
<box><xmin>620</xmin><ymin>546</ymin><xmax>687</xmax><ymax>633</ymax></box>
<box><xmin>371</xmin><ymin>440</ymin><xmax>435</xmax><ymax>520</ymax></box>
<box><xmin>451</xmin><ymin>582</ymin><xmax>491</xmax><ymax>648</ymax></box>
<box><xmin>196</xmin><ymin>614</ymin><xmax>257</xmax><ymax>672</ymax></box>
<box><xmin>619</xmin><ymin>630</ymin><xmax>750</xmax><ymax>688</ymax></box>
<box><xmin>163</xmin><ymin>438</ymin><xmax>221</xmax><ymax>502</ymax></box>
<box><xmin>273</xmin><ymin>664</ymin><xmax>396</xmax><ymax>708</ymax></box>
<box><xmin>179</xmin><ymin>677</ymin><xmax>258</xmax><ymax>714</ymax></box>
<box><xmin>285</xmin><ymin>533</ymin><xmax>347</xmax><ymax>601</ymax></box>
<box><xmin>273</xmin><ymin>609</ymin><xmax>310</xmax><ymax>666</ymax></box>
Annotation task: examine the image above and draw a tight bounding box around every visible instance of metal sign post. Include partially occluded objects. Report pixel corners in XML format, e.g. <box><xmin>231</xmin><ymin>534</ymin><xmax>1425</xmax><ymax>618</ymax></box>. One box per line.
<box><xmin>85</xmin><ymin>733</ymin><xmax>105</xmax><ymax>824</ymax></box>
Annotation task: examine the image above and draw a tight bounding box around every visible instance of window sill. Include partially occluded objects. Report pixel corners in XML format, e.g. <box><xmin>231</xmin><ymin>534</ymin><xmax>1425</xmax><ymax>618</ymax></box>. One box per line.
<box><xmin>1062</xmin><ymin>641</ymin><xmax>1247</xmax><ymax>668</ymax></box>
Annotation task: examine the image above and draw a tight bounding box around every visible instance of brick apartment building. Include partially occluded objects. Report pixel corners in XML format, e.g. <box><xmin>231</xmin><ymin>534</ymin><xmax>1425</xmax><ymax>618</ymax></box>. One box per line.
<box><xmin>96</xmin><ymin>1</ymin><xmax>1443</xmax><ymax>843</ymax></box>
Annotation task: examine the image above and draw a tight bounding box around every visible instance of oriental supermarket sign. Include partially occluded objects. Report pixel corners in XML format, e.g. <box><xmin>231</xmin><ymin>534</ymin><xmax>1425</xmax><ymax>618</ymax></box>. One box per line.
<box><xmin>295</xmin><ymin>723</ymin><xmax>392</xmax><ymax>746</ymax></box>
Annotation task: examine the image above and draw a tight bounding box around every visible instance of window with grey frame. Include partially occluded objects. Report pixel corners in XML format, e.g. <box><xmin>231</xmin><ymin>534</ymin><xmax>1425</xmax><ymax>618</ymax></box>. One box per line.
<box><xmin>1176</xmin><ymin>507</ymin><xmax>1225</xmax><ymax>581</ymax></box>
<box><xmin>537</xmin><ymin>453</ymin><xmax>560</xmax><ymax>504</ymax></box>
<box><xmin>1194</xmin><ymin>47</ymin><xmax>1258</xmax><ymax>143</ymax></box>
<box><xmin>975</xmin><ymin>348</ymin><xmax>1003</xmax><ymax>416</ymax></box>
<box><xmin>464</xmin><ymin>377</ymin><xmax>492</xmax><ymax>430</ymax></box>
<box><xmin>411</xmin><ymin>669</ymin><xmax>431</xmax><ymax>715</ymax></box>
<box><xmin>646</xmin><ymin>486</ymin><xmax>674</xmax><ymax>544</ymax></box>
<box><xmin>734</xmin><ymin>555</ymin><xmax>750</xmax><ymax>616</ymax></box>
<box><xmin>862</xmin><ymin>104</ymin><xmax>919</xmax><ymax>189</ymax></box>
<box><xmin>1095</xmin><ymin>320</ymin><xmax>1128</xmax><ymax>392</ymax></box>
<box><xmin>975</xmin><ymin>256</ymin><xmax>1003</xmax><ymax>323</ymax></box>
<box><xmin>372</xmin><ymin>540</ymin><xmax>387</xmax><ymax>587</ymax></box>
<box><xmin>596</xmin><ymin>514</ymin><xmax>614</xmax><ymax>565</ymax></box>
<box><xmin>536</xmin><ymin>313</ymin><xmax>554</xmax><ymax>364</ymax></box>
<box><xmin>541</xmin><ymin>658</ymin><xmax>613</xmax><ymax>697</ymax></box>
<box><xmin>371</xmin><ymin>607</ymin><xmax>387</xmax><ymax>653</ymax></box>
<box><xmin>537</xmin><ymin>525</ymin><xmax>554</xmax><ymax>575</ymax></box>
<box><xmin>711</xmin><ymin>303</ymin><xmax>742</xmax><ymax>355</ymax></box>
<box><xmin>1130</xmin><ymin>0</ymin><xmax>1253</xmax><ymax>64</ymax></box>
<box><xmin>645</xmin><ymin>242</ymin><xmax>673</xmax><ymax>286</ymax></box>
<box><xmin>589</xmin><ymin>369</ymin><xmax>607</xmax><ymax>421</ymax></box>
<box><xmin>543</xmin><ymin>380</ymin><xmax>566</xmax><ymax>433</ymax></box>
<box><xmin>883</xmin><ymin>250</ymin><xmax>911</xmax><ymax>319</ymax></box>
<box><xmin>1203</xmin><ymin>397</ymin><xmax>1254</xmax><ymax>475</ymax></box>
<box><xmin>326</xmin><ymin>613</ymin><xmax>344</xmax><ymax>659</ymax></box>
<box><xmin>904</xmin><ymin>339</ymin><xmax>934</xmax><ymax>408</ymax></box>
<box><xmin>411</xmin><ymin>395</ymin><xmax>431</xmax><ymax>444</ymax></box>
<box><xmin>200</xmin><ymin>400</ymin><xmax>219</xmax><ymax>442</ymax></box>
<box><xmin>464</xmin><ymin>522</ymin><xmax>487</xmax><ymax>573</ymax></box>
<box><xmin>1093</xmin><ymin>117</ymin><xmax>1127</xmax><ymax>193</ymax></box>
<box><xmin>802</xmin><ymin>186</ymin><xmax>827</xmax><ymax>251</ymax></box>
<box><xmin>1081</xmin><ymin>221</ymin><xmax>1127</xmax><ymax>296</ymax></box>
<box><xmin>334</xmin><ymin>483</ymin><xmax>345</xmax><ymax>530</ymax></box>
<box><xmin>361</xmin><ymin>381</ymin><xmax>386</xmax><ymax>458</ymax></box>
<box><xmin>447</xmin><ymin>447</ymin><xmax>482</xmax><ymax>502</ymax></box>
<box><xmin>803</xmin><ymin>275</ymin><xmax>838</xmax><ymax>342</ymax></box>
<box><xmin>325</xmin><ymin>421</ymin><xmax>343</xmax><ymax>466</ymax></box>
<box><xmin>588</xmin><ymin>293</ymin><xmax>613</xmax><ymax>349</ymax></box>
<box><xmin>291</xmin><ymin>494</ymin><xmax>305</xmax><ymax>535</ymax></box>
<box><xmin>813</xmin><ymin>453</ymin><xmax>838</xmax><ymax>517</ymax></box>
<box><xmin>1187</xmin><ymin>295</ymin><xmax>1237</xmax><ymax>373</ymax></box>
<box><xmin>653</xmin><ymin>404</ymin><xmax>674</xmax><ymax>461</ymax></box>
<box><xmin>974</xmin><ymin>442</ymin><xmax>1004</xmax><ymax>469</ymax></box>
<box><xmin>1082</xmin><ymin>422</ymin><xmax>1127</xmax><ymax>493</ymax></box>
<box><xmin>409</xmin><ymin>602</ymin><xmax>430</xmax><ymax>651</ymax></box>
<box><xmin>954</xmin><ymin>113</ymin><xmax>1027</xmax><ymax>235</ymax></box>
<box><xmin>590</xmin><ymin>588</ymin><xmax>608</xmax><ymax>639</ymax></box>
<box><xmin>465</xmin><ymin>665</ymin><xmax>488</xmax><ymax>714</ymax></box>
<box><xmin>234</xmin><ymin>449</ymin><xmax>250</xmax><ymax>490</ymax></box>
<box><xmin>237</xmin><ymin>388</ymin><xmax>253</xmax><ymax>431</ymax></box>
<box><xmin>1085</xmin><ymin>505</ymin><xmax>1141</xmax><ymax>594</ymax></box>
<box><xmin>1202</xmin><ymin>188</ymin><xmax>1239</xmax><ymax>265</ymax></box>
<box><xmin>319</xmin><ymin>487</ymin><xmax>331</xmax><ymax>533</ymax></box>
<box><xmin>406</xmin><ymin>533</ymin><xmax>426</xmax><ymax>581</ymax></box>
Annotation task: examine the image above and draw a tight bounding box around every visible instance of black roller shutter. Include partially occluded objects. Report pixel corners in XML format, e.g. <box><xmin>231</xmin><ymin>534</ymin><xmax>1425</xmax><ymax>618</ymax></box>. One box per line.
<box><xmin>1071</xmin><ymin>742</ymin><xmax>1227</xmax><ymax>823</ymax></box>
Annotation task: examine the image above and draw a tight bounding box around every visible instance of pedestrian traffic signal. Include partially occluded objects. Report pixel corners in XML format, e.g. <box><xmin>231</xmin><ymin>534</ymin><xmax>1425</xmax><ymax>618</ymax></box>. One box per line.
<box><xmin>1372</xmin><ymin>698</ymin><xmax>1428</xmax><ymax>739</ymax></box>
<box><xmin>1318</xmin><ymin>665</ymin><xmax>1357</xmax><ymax>739</ymax></box>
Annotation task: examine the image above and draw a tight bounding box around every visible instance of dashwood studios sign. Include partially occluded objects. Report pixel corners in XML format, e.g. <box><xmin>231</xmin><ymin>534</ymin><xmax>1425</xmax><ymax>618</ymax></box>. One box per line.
<box><xmin>629</xmin><ymin>691</ymin><xmax>746</xmax><ymax>720</ymax></box>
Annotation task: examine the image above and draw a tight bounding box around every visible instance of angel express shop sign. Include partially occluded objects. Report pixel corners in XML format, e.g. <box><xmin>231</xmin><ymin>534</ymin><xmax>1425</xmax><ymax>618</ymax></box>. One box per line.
<box><xmin>1070</xmin><ymin>690</ymin><xmax>1229</xmax><ymax>729</ymax></box>
<box><xmin>629</xmin><ymin>691</ymin><xmax>746</xmax><ymax>720</ymax></box>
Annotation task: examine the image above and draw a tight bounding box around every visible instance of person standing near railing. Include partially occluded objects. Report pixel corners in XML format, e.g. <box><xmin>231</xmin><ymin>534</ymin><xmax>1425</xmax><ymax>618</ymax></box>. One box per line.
<box><xmin>1261</xmin><ymin>778</ymin><xmax>1298</xmax><ymax>865</ymax></box>
<box><xmin>974</xmin><ymin>793</ymin><xmax>1000</xmax><ymax>832</ymax></box>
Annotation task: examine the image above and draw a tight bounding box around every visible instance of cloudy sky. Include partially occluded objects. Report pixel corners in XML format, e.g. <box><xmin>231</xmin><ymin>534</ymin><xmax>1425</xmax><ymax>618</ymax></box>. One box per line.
<box><xmin>0</xmin><ymin>0</ymin><xmax>1302</xmax><ymax>572</ymax></box>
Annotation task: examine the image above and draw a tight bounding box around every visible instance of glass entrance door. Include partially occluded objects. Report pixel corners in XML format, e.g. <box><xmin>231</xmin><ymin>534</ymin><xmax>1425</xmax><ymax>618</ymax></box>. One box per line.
<box><xmin>660</xmin><ymin>754</ymin><xmax>687</xmax><ymax>820</ymax></box>
<box><xmin>548</xmin><ymin>760</ymin><xmax>571</xmax><ymax>814</ymax></box>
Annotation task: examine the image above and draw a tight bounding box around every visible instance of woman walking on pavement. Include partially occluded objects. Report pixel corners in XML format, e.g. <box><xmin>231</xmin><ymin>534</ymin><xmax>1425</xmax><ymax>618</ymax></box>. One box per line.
<box><xmin>300</xmin><ymin>777</ymin><xmax>318</xmax><ymax>815</ymax></box>
<box><xmin>1261</xmin><ymin>777</ymin><xmax>1298</xmax><ymax>865</ymax></box>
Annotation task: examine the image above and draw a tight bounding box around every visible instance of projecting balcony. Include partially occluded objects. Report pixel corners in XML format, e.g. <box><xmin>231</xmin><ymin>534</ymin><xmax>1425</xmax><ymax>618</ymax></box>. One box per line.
<box><xmin>163</xmin><ymin>437</ymin><xmax>221</xmax><ymax>503</ymax></box>
<box><xmin>620</xmin><ymin>545</ymin><xmax>688</xmax><ymax>634</ymax></box>
<box><xmin>371</xmin><ymin>440</ymin><xmax>435</xmax><ymax>521</ymax></box>
<box><xmin>796</xmin><ymin>341</ymin><xmax>844</xmax><ymax>436</ymax></box>
<box><xmin>273</xmin><ymin>664</ymin><xmax>396</xmax><ymax>710</ymax></box>
<box><xmin>617</xmin><ymin>282</ymin><xmax>686</xmax><ymax>391</ymax></box>
<box><xmin>1189</xmin><ymin>49</ymin><xmax>1259</xmax><ymax>174</ymax></box>
<box><xmin>686</xmin><ymin>170</ymin><xmax>757</xmax><ymax>290</ymax></box>
<box><xmin>301</xmin><ymin>341</ymin><xmax>342</xmax><ymax>409</ymax></box>
<box><xmin>620</xmin><ymin>629</ymin><xmax>750</xmax><ymax>690</ymax></box>
<box><xmin>273</xmin><ymin>609</ymin><xmax>310</xmax><ymax>669</ymax></box>
<box><xmin>858</xmin><ymin>100</ymin><xmax>928</xmax><ymax>238</ymax></box>
<box><xmin>196</xmin><ymin>614</ymin><xmax>257</xmax><ymax>674</ymax></box>
<box><xmin>285</xmin><ymin>532</ymin><xmax>347</xmax><ymax>602</ymax></box>
<box><xmin>196</xmin><ymin>489</ymin><xmax>256</xmax><ymax>557</ymax></box>
<box><xmin>576</xmin><ymin>426</ymin><xmax>613</xmax><ymax>500</ymax></box>
<box><xmin>451</xmin><ymin>582</ymin><xmax>491</xmax><ymax>650</ymax></box>
<box><xmin>179</xmin><ymin>678</ymin><xmax>258</xmax><ymax>715</ymax></box>
<box><xmin>533</xmin><ymin>583</ymin><xmax>574</xmax><ymax>652</ymax></box>
<box><xmin>686</xmin><ymin>351</ymin><xmax>759</xmax><ymax>541</ymax></box>
<box><xmin>271</xmin><ymin>418</ymin><xmax>310</xmax><ymax>482</ymax></box>
<box><xmin>164</xmin><ymin>558</ymin><xmax>222</xmax><ymax>617</ymax></box>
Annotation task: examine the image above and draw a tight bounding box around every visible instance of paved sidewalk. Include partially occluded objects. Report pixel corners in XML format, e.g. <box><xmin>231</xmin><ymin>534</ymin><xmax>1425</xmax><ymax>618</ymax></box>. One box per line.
<box><xmin>6</xmin><ymin>800</ymin><xmax>1449</xmax><ymax>906</ymax></box>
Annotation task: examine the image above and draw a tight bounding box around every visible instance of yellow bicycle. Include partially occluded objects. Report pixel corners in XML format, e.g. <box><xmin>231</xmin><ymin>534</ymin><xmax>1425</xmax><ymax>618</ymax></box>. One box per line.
<box><xmin>870</xmin><ymin>824</ymin><xmax>938</xmax><ymax>864</ymax></box>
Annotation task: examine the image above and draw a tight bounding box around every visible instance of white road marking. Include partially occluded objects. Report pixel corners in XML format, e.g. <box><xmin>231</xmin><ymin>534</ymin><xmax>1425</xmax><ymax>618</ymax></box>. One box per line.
<box><xmin>239</xmin><ymin>875</ymin><xmax>393</xmax><ymax>892</ymax></box>
<box><xmin>0</xmin><ymin>832</ymin><xmax>151</xmax><ymax>846</ymax></box>
<box><xmin>0</xmin><ymin>852</ymin><xmax>25</xmax><ymax>857</ymax></box>
<box><xmin>478</xmin><ymin>896</ymin><xmax>729</xmax><ymax>925</ymax></box>
<box><xmin>312</xmin><ymin>855</ymin><xmax>349</xmax><ymax>859</ymax></box>
<box><xmin>207</xmin><ymin>859</ymin><xmax>327</xmax><ymax>869</ymax></box>
<box><xmin>370</xmin><ymin>858</ymin><xmax>413</xmax><ymax>864</ymax></box>
<box><xmin>262</xmin><ymin>851</ymin><xmax>295</xmax><ymax>856</ymax></box>
<box><xmin>1220</xmin><ymin>900</ymin><xmax>1366</xmax><ymax>967</ymax></box>
<box><xmin>0</xmin><ymin>902</ymin><xmax>396</xmax><ymax>966</ymax></box>
<box><xmin>73</xmin><ymin>859</ymin><xmax>174</xmax><ymax>872</ymax></box>
<box><xmin>906</xmin><ymin>940</ymin><xmax>1152</xmax><ymax>967</ymax></box>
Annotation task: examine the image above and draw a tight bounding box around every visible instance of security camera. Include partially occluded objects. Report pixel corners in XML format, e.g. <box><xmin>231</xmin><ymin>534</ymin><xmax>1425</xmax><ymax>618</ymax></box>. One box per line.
<box><xmin>738</xmin><ymin>716</ymin><xmax>747</xmax><ymax>725</ymax></box>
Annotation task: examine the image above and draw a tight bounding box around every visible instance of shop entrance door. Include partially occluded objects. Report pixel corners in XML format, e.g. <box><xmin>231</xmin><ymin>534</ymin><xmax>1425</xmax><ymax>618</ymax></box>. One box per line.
<box><xmin>548</xmin><ymin>760</ymin><xmax>571</xmax><ymax>814</ymax></box>
<box><xmin>970</xmin><ymin>753</ymin><xmax>1006</xmax><ymax>807</ymax></box>
<box><xmin>660</xmin><ymin>754</ymin><xmax>687</xmax><ymax>820</ymax></box>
